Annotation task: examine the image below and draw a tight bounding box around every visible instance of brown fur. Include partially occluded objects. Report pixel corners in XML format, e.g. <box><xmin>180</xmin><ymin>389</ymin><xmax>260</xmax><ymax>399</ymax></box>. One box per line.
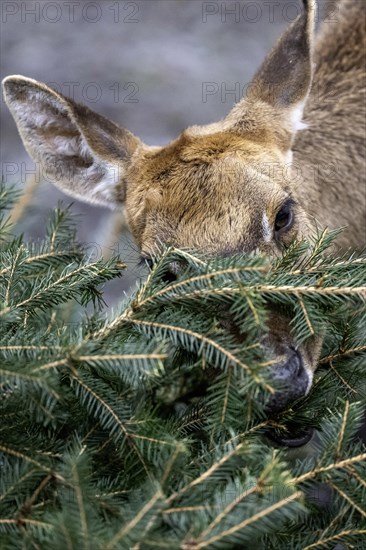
<box><xmin>127</xmin><ymin>131</ymin><xmax>303</xmax><ymax>255</ymax></box>
<box><xmin>295</xmin><ymin>0</ymin><xmax>366</xmax><ymax>249</ymax></box>
<box><xmin>2</xmin><ymin>0</ymin><xmax>365</xmax><ymax>399</ymax></box>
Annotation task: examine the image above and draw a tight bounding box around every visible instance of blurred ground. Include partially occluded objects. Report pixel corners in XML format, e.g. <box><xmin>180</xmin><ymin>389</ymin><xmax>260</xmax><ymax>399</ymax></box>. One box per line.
<box><xmin>1</xmin><ymin>0</ymin><xmax>333</xmax><ymax>302</ymax></box>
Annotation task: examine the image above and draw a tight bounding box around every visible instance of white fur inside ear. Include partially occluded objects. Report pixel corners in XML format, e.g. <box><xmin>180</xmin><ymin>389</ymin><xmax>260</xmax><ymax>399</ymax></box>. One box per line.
<box><xmin>3</xmin><ymin>76</ymin><xmax>131</xmax><ymax>208</ymax></box>
<box><xmin>53</xmin><ymin>136</ymin><xmax>86</xmax><ymax>157</ymax></box>
<box><xmin>27</xmin><ymin>111</ymin><xmax>57</xmax><ymax>128</ymax></box>
<box><xmin>290</xmin><ymin>101</ymin><xmax>308</xmax><ymax>133</ymax></box>
<box><xmin>10</xmin><ymin>99</ymin><xmax>58</xmax><ymax>128</ymax></box>
<box><xmin>42</xmin><ymin>131</ymin><xmax>120</xmax><ymax>204</ymax></box>
<box><xmin>90</xmin><ymin>162</ymin><xmax>121</xmax><ymax>203</ymax></box>
<box><xmin>6</xmin><ymin>84</ymin><xmax>69</xmax><ymax>126</ymax></box>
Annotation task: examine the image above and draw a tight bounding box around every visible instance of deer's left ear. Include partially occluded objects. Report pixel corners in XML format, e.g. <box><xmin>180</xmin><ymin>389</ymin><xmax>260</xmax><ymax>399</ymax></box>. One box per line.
<box><xmin>227</xmin><ymin>0</ymin><xmax>316</xmax><ymax>143</ymax></box>
<box><xmin>2</xmin><ymin>75</ymin><xmax>143</xmax><ymax>208</ymax></box>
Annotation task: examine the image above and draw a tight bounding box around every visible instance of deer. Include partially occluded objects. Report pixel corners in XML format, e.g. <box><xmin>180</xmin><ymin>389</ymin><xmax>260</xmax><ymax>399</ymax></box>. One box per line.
<box><xmin>2</xmin><ymin>0</ymin><xmax>365</xmax><ymax>428</ymax></box>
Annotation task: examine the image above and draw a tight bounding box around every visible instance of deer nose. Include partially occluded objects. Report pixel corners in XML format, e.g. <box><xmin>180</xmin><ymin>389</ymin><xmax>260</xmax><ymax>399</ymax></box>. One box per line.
<box><xmin>266</xmin><ymin>348</ymin><xmax>310</xmax><ymax>413</ymax></box>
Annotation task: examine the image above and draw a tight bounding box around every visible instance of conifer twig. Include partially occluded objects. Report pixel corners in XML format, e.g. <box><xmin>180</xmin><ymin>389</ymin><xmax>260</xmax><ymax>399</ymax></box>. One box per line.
<box><xmin>190</xmin><ymin>491</ymin><xmax>303</xmax><ymax>549</ymax></box>
<box><xmin>291</xmin><ymin>452</ymin><xmax>366</xmax><ymax>484</ymax></box>
<box><xmin>303</xmin><ymin>529</ymin><xmax>366</xmax><ymax>550</ymax></box>
<box><xmin>104</xmin><ymin>490</ymin><xmax>162</xmax><ymax>549</ymax></box>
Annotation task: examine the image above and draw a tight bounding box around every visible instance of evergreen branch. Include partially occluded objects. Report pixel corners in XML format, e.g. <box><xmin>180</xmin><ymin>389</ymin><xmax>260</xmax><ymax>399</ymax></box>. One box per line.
<box><xmin>221</xmin><ymin>367</ymin><xmax>232</xmax><ymax>424</ymax></box>
<box><xmin>172</xmin><ymin>249</ymin><xmax>207</xmax><ymax>267</ymax></box>
<box><xmin>301</xmin><ymin>229</ymin><xmax>328</xmax><ymax>269</ymax></box>
<box><xmin>59</xmin><ymin>520</ymin><xmax>74</xmax><ymax>550</ymax></box>
<box><xmin>164</xmin><ymin>506</ymin><xmax>208</xmax><ymax>514</ymax></box>
<box><xmin>166</xmin><ymin>442</ymin><xmax>245</xmax><ymax>505</ymax></box>
<box><xmin>33</xmin><ymin>354</ymin><xmax>167</xmax><ymax>373</ymax></box>
<box><xmin>123</xmin><ymin>434</ymin><xmax>175</xmax><ymax>446</ymax></box>
<box><xmin>134</xmin><ymin>246</ymin><xmax>175</xmax><ymax>304</ymax></box>
<box><xmin>13</xmin><ymin>261</ymin><xmax>108</xmax><ymax>310</ymax></box>
<box><xmin>319</xmin><ymin>345</ymin><xmax>366</xmax><ymax>364</ymax></box>
<box><xmin>0</xmin><ymin>368</ymin><xmax>58</xmax><ymax>391</ymax></box>
<box><xmin>128</xmin><ymin>319</ymin><xmax>274</xmax><ymax>393</ymax></box>
<box><xmin>45</xmin><ymin>204</ymin><xmax>77</xmax><ymax>250</ymax></box>
<box><xmin>199</xmin><ymin>484</ymin><xmax>258</xmax><ymax>539</ymax></box>
<box><xmin>32</xmin><ymin>356</ymin><xmax>167</xmax><ymax>378</ymax></box>
<box><xmin>245</xmin><ymin>293</ymin><xmax>261</xmax><ymax>325</ymax></box>
<box><xmin>70</xmin><ymin>449</ymin><xmax>90</xmax><ymax>550</ymax></box>
<box><xmin>132</xmin><ymin>540</ymin><xmax>172</xmax><ymax>549</ymax></box>
<box><xmin>17</xmin><ymin>473</ymin><xmax>53</xmax><ymax>520</ymax></box>
<box><xmin>335</xmin><ymin>400</ymin><xmax>349</xmax><ymax>460</ymax></box>
<box><xmin>0</xmin><ymin>469</ymin><xmax>37</xmax><ymax>504</ymax></box>
<box><xmin>328</xmin><ymin>481</ymin><xmax>366</xmax><ymax>518</ymax></box>
<box><xmin>91</xmin><ymin>308</ymin><xmax>134</xmax><ymax>341</ymax></box>
<box><xmin>77</xmin><ymin>354</ymin><xmax>167</xmax><ymax>362</ymax></box>
<box><xmin>298</xmin><ymin>294</ymin><xmax>314</xmax><ymax>335</ymax></box>
<box><xmin>224</xmin><ymin>421</ymin><xmax>271</xmax><ymax>447</ymax></box>
<box><xmin>316</xmin><ymin>507</ymin><xmax>349</xmax><ymax>543</ymax></box>
<box><xmin>0</xmin><ymin>518</ymin><xmax>51</xmax><ymax>529</ymax></box>
<box><xmin>0</xmin><ymin>251</ymin><xmax>81</xmax><ymax>277</ymax></box>
<box><xmin>48</xmin><ymin>219</ymin><xmax>61</xmax><ymax>254</ymax></box>
<box><xmin>291</xmin><ymin>452</ymin><xmax>366</xmax><ymax>484</ymax></box>
<box><xmin>288</xmin><ymin>256</ymin><xmax>366</xmax><ymax>276</ymax></box>
<box><xmin>345</xmin><ymin>465</ymin><xmax>366</xmax><ymax>489</ymax></box>
<box><xmin>303</xmin><ymin>529</ymin><xmax>366</xmax><ymax>550</ymax></box>
<box><xmin>0</xmin><ymin>369</ymin><xmax>60</xmax><ymax>404</ymax></box>
<box><xmin>191</xmin><ymin>491</ymin><xmax>303</xmax><ymax>549</ymax></box>
<box><xmin>162</xmin><ymin>285</ymin><xmax>366</xmax><ymax>302</ymax></box>
<box><xmin>104</xmin><ymin>490</ymin><xmax>162</xmax><ymax>549</ymax></box>
<box><xmin>32</xmin><ymin>360</ymin><xmax>68</xmax><ymax>372</ymax></box>
<box><xmin>3</xmin><ymin>247</ymin><xmax>22</xmax><ymax>307</ymax></box>
<box><xmin>0</xmin><ymin>445</ymin><xmax>59</xmax><ymax>479</ymax></box>
<box><xmin>192</xmin><ymin>426</ymin><xmax>267</xmax><ymax>468</ymax></box>
<box><xmin>160</xmin><ymin>443</ymin><xmax>186</xmax><ymax>488</ymax></box>
<box><xmin>1</xmin><ymin>201</ymin><xmax>365</xmax><ymax>546</ymax></box>
<box><xmin>133</xmin><ymin>266</ymin><xmax>268</xmax><ymax>311</ymax></box>
<box><xmin>69</xmin><ymin>369</ymin><xmax>154</xmax><ymax>480</ymax></box>
<box><xmin>0</xmin><ymin>346</ymin><xmax>61</xmax><ymax>352</ymax></box>
<box><xmin>327</xmin><ymin>361</ymin><xmax>357</xmax><ymax>394</ymax></box>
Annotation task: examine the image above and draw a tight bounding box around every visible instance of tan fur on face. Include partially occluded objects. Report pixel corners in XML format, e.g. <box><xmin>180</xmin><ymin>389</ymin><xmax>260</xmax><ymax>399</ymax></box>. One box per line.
<box><xmin>126</xmin><ymin>131</ymin><xmax>305</xmax><ymax>256</ymax></box>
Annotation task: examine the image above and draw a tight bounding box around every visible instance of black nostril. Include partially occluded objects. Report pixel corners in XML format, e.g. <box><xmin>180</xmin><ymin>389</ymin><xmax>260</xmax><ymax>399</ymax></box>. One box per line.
<box><xmin>272</xmin><ymin>350</ymin><xmax>302</xmax><ymax>381</ymax></box>
<box><xmin>265</xmin><ymin>350</ymin><xmax>309</xmax><ymax>413</ymax></box>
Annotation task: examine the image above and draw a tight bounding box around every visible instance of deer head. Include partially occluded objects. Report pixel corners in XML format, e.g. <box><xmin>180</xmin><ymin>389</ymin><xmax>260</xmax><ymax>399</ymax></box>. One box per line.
<box><xmin>2</xmin><ymin>1</ymin><xmax>320</xmax><ymax>413</ymax></box>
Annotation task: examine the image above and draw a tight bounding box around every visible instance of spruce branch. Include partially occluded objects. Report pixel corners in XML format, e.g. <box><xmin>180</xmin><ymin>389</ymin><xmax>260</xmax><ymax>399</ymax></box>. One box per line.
<box><xmin>291</xmin><ymin>452</ymin><xmax>366</xmax><ymax>485</ymax></box>
<box><xmin>0</xmin><ymin>195</ymin><xmax>365</xmax><ymax>548</ymax></box>
<box><xmin>328</xmin><ymin>481</ymin><xmax>366</xmax><ymax>518</ymax></box>
<box><xmin>104</xmin><ymin>489</ymin><xmax>163</xmax><ymax>550</ymax></box>
<box><xmin>187</xmin><ymin>491</ymin><xmax>304</xmax><ymax>550</ymax></box>
<box><xmin>127</xmin><ymin>318</ymin><xmax>274</xmax><ymax>393</ymax></box>
<box><xmin>302</xmin><ymin>529</ymin><xmax>366</xmax><ymax>550</ymax></box>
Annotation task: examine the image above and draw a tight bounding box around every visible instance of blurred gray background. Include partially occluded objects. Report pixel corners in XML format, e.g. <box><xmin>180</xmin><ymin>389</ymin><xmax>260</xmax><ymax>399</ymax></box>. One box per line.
<box><xmin>1</xmin><ymin>0</ymin><xmax>334</xmax><ymax>302</ymax></box>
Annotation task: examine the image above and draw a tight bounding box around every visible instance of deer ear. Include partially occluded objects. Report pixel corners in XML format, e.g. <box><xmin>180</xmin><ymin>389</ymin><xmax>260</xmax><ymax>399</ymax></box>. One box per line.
<box><xmin>2</xmin><ymin>75</ymin><xmax>143</xmax><ymax>208</ymax></box>
<box><xmin>227</xmin><ymin>0</ymin><xmax>316</xmax><ymax>139</ymax></box>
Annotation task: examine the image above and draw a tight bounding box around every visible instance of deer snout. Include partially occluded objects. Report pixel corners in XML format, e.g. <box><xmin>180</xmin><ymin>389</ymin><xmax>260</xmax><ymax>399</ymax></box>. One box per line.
<box><xmin>266</xmin><ymin>348</ymin><xmax>310</xmax><ymax>414</ymax></box>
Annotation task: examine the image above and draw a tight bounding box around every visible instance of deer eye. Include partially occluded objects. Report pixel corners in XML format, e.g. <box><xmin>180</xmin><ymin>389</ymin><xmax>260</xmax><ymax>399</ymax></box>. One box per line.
<box><xmin>274</xmin><ymin>199</ymin><xmax>295</xmax><ymax>237</ymax></box>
